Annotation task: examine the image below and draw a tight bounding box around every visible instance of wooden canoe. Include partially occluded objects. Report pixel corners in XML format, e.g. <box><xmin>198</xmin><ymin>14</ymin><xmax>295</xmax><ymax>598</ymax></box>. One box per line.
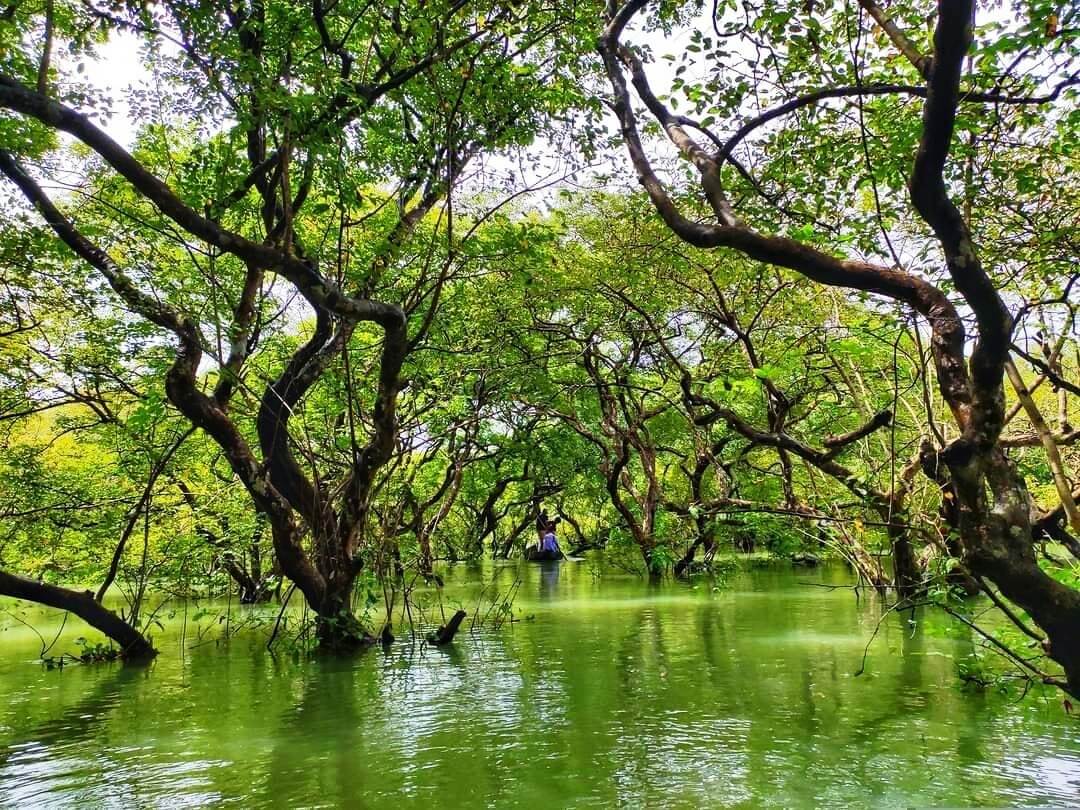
<box><xmin>523</xmin><ymin>547</ymin><xmax>564</xmax><ymax>562</ymax></box>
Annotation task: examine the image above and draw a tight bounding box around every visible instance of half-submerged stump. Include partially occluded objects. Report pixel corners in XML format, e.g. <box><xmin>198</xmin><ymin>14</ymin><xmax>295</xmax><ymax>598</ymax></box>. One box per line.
<box><xmin>426</xmin><ymin>609</ymin><xmax>467</xmax><ymax>646</ymax></box>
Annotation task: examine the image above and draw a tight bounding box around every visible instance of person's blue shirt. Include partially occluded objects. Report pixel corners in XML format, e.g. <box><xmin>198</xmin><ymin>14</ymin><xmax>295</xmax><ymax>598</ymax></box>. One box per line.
<box><xmin>541</xmin><ymin>531</ymin><xmax>560</xmax><ymax>553</ymax></box>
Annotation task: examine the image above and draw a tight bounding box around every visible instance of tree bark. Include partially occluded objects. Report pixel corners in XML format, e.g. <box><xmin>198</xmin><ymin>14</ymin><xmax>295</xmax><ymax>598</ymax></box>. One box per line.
<box><xmin>598</xmin><ymin>0</ymin><xmax>1080</xmax><ymax>693</ymax></box>
<box><xmin>426</xmin><ymin>609</ymin><xmax>467</xmax><ymax>646</ymax></box>
<box><xmin>0</xmin><ymin>570</ymin><xmax>155</xmax><ymax>658</ymax></box>
<box><xmin>314</xmin><ymin>576</ymin><xmax>373</xmax><ymax>649</ymax></box>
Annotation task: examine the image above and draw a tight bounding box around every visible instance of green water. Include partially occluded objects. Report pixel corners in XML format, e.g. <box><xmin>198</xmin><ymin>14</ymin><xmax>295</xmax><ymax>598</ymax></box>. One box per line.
<box><xmin>1</xmin><ymin>561</ymin><xmax>1078</xmax><ymax>808</ymax></box>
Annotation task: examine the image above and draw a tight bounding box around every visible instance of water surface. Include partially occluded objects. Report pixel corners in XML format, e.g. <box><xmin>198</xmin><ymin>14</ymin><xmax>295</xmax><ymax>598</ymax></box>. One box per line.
<box><xmin>1</xmin><ymin>561</ymin><xmax>1078</xmax><ymax>808</ymax></box>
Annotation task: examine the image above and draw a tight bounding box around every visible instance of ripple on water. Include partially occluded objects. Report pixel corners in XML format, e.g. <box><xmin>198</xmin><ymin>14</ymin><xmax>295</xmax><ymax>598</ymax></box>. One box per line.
<box><xmin>1</xmin><ymin>562</ymin><xmax>1079</xmax><ymax>808</ymax></box>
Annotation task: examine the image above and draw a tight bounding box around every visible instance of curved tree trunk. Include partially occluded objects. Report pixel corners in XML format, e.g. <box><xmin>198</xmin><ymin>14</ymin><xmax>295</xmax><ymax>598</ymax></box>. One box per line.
<box><xmin>597</xmin><ymin>0</ymin><xmax>1080</xmax><ymax>693</ymax></box>
<box><xmin>0</xmin><ymin>569</ymin><xmax>155</xmax><ymax>658</ymax></box>
<box><xmin>956</xmin><ymin>451</ymin><xmax>1080</xmax><ymax>693</ymax></box>
<box><xmin>499</xmin><ymin>514</ymin><xmax>532</xmax><ymax>558</ymax></box>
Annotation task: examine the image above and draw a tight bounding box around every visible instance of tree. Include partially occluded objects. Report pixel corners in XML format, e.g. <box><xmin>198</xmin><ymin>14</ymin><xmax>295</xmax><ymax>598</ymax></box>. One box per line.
<box><xmin>0</xmin><ymin>0</ymin><xmax>598</xmax><ymax>646</ymax></box>
<box><xmin>598</xmin><ymin>0</ymin><xmax>1080</xmax><ymax>693</ymax></box>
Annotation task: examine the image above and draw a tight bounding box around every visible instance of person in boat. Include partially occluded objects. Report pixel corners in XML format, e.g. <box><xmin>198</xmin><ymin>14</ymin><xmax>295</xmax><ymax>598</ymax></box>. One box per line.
<box><xmin>540</xmin><ymin>522</ymin><xmax>561</xmax><ymax>556</ymax></box>
<box><xmin>534</xmin><ymin>510</ymin><xmax>550</xmax><ymax>550</ymax></box>
<box><xmin>534</xmin><ymin>510</ymin><xmax>560</xmax><ymax>549</ymax></box>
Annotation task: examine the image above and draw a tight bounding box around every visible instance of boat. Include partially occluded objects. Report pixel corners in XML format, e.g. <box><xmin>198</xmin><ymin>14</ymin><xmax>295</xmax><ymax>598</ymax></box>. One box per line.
<box><xmin>523</xmin><ymin>547</ymin><xmax>564</xmax><ymax>562</ymax></box>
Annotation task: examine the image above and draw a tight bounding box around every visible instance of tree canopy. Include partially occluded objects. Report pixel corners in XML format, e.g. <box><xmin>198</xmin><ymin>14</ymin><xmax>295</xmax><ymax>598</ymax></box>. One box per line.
<box><xmin>1</xmin><ymin>0</ymin><xmax>1078</xmax><ymax>695</ymax></box>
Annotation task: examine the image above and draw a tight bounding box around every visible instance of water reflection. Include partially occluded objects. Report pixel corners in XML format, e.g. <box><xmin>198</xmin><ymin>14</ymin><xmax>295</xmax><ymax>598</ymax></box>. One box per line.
<box><xmin>1</xmin><ymin>561</ymin><xmax>1078</xmax><ymax>808</ymax></box>
<box><xmin>538</xmin><ymin>561</ymin><xmax>561</xmax><ymax>600</ymax></box>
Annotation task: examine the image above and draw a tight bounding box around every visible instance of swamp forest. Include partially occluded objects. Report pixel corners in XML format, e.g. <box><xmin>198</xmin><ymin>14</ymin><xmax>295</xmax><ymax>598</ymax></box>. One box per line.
<box><xmin>0</xmin><ymin>0</ymin><xmax>1079</xmax><ymax>805</ymax></box>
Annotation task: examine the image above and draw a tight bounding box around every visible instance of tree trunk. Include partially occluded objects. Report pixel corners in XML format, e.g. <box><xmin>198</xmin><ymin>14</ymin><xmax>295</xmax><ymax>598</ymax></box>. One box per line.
<box><xmin>956</xmin><ymin>451</ymin><xmax>1080</xmax><ymax>695</ymax></box>
<box><xmin>890</xmin><ymin>530</ymin><xmax>920</xmax><ymax>599</ymax></box>
<box><xmin>314</xmin><ymin>577</ymin><xmax>373</xmax><ymax>649</ymax></box>
<box><xmin>879</xmin><ymin>506</ymin><xmax>920</xmax><ymax>599</ymax></box>
<box><xmin>0</xmin><ymin>569</ymin><xmax>155</xmax><ymax>658</ymax></box>
<box><xmin>674</xmin><ymin>516</ymin><xmax>716</xmax><ymax>578</ymax></box>
<box><xmin>499</xmin><ymin>514</ymin><xmax>531</xmax><ymax>559</ymax></box>
<box><xmin>971</xmin><ymin>533</ymin><xmax>1080</xmax><ymax>695</ymax></box>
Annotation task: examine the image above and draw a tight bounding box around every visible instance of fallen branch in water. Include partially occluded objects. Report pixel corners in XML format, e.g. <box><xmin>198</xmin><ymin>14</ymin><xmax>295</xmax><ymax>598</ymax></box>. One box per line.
<box><xmin>426</xmin><ymin>609</ymin><xmax>467</xmax><ymax>646</ymax></box>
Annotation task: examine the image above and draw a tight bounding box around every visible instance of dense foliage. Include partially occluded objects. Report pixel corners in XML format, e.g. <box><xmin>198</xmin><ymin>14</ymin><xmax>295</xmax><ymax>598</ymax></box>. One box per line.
<box><xmin>0</xmin><ymin>0</ymin><xmax>1077</xmax><ymax>694</ymax></box>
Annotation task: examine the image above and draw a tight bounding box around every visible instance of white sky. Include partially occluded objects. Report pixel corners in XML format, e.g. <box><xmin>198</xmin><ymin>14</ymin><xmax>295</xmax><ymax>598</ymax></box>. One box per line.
<box><xmin>78</xmin><ymin>13</ymin><xmax>702</xmax><ymax>148</ymax></box>
<box><xmin>82</xmin><ymin>32</ymin><xmax>145</xmax><ymax>148</ymax></box>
